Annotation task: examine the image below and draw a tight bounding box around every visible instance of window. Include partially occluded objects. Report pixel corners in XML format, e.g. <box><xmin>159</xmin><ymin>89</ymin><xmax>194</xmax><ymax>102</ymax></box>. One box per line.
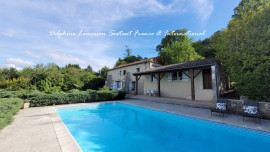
<box><xmin>149</xmin><ymin>74</ymin><xmax>157</xmax><ymax>82</ymax></box>
<box><xmin>203</xmin><ymin>69</ymin><xmax>212</xmax><ymax>89</ymax></box>
<box><xmin>135</xmin><ymin>68</ymin><xmax>141</xmax><ymax>72</ymax></box>
<box><xmin>113</xmin><ymin>81</ymin><xmax>122</xmax><ymax>90</ymax></box>
<box><xmin>120</xmin><ymin>70</ymin><xmax>122</xmax><ymax>76</ymax></box>
<box><xmin>123</xmin><ymin>70</ymin><xmax>126</xmax><ymax>75</ymax></box>
<box><xmin>172</xmin><ymin>72</ymin><xmax>183</xmax><ymax>80</ymax></box>
<box><xmin>116</xmin><ymin>81</ymin><xmax>122</xmax><ymax>90</ymax></box>
<box><xmin>132</xmin><ymin>82</ymin><xmax>135</xmax><ymax>90</ymax></box>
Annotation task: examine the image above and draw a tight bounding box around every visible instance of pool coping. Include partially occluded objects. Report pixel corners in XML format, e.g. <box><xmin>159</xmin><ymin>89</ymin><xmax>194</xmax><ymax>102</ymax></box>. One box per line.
<box><xmin>118</xmin><ymin>101</ymin><xmax>270</xmax><ymax>135</ymax></box>
<box><xmin>120</xmin><ymin>99</ymin><xmax>270</xmax><ymax>133</ymax></box>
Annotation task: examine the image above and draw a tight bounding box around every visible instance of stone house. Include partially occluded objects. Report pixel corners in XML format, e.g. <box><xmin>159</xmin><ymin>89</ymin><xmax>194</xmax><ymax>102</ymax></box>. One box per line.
<box><xmin>105</xmin><ymin>57</ymin><xmax>161</xmax><ymax>94</ymax></box>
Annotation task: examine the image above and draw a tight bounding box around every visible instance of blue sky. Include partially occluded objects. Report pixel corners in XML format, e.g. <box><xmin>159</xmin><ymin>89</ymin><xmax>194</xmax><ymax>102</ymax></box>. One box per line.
<box><xmin>0</xmin><ymin>0</ymin><xmax>240</xmax><ymax>71</ymax></box>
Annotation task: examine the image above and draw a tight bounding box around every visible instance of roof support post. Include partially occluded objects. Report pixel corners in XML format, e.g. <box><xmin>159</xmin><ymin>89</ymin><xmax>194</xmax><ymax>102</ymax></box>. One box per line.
<box><xmin>158</xmin><ymin>73</ymin><xmax>161</xmax><ymax>97</ymax></box>
<box><xmin>135</xmin><ymin>75</ymin><xmax>141</xmax><ymax>95</ymax></box>
<box><xmin>135</xmin><ymin>75</ymin><xmax>138</xmax><ymax>95</ymax></box>
<box><xmin>190</xmin><ymin>68</ymin><xmax>195</xmax><ymax>100</ymax></box>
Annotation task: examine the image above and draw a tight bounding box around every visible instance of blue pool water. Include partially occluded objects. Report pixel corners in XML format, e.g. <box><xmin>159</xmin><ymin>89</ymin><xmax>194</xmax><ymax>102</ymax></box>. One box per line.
<box><xmin>56</xmin><ymin>103</ymin><xmax>270</xmax><ymax>152</ymax></box>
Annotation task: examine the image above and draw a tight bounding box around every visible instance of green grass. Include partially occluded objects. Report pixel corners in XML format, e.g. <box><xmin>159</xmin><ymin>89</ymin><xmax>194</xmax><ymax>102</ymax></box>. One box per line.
<box><xmin>0</xmin><ymin>98</ymin><xmax>23</xmax><ymax>130</ymax></box>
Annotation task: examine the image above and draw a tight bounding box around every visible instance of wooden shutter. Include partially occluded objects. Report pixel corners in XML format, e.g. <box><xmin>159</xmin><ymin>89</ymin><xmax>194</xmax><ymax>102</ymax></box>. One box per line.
<box><xmin>203</xmin><ymin>69</ymin><xmax>212</xmax><ymax>89</ymax></box>
<box><xmin>113</xmin><ymin>81</ymin><xmax>117</xmax><ymax>90</ymax></box>
<box><xmin>119</xmin><ymin>81</ymin><xmax>122</xmax><ymax>90</ymax></box>
<box><xmin>167</xmin><ymin>73</ymin><xmax>172</xmax><ymax>82</ymax></box>
<box><xmin>148</xmin><ymin>75</ymin><xmax>152</xmax><ymax>82</ymax></box>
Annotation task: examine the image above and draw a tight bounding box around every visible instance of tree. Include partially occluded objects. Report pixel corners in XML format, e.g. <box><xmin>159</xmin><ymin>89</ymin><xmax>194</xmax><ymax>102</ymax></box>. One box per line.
<box><xmin>65</xmin><ymin>64</ymin><xmax>81</xmax><ymax>69</ymax></box>
<box><xmin>124</xmin><ymin>55</ymin><xmax>138</xmax><ymax>63</ymax></box>
<box><xmin>115</xmin><ymin>58</ymin><xmax>127</xmax><ymax>67</ymax></box>
<box><xmin>124</xmin><ymin>45</ymin><xmax>132</xmax><ymax>57</ymax></box>
<box><xmin>84</xmin><ymin>65</ymin><xmax>94</xmax><ymax>73</ymax></box>
<box><xmin>99</xmin><ymin>66</ymin><xmax>110</xmax><ymax>79</ymax></box>
<box><xmin>214</xmin><ymin>0</ymin><xmax>270</xmax><ymax>101</ymax></box>
<box><xmin>233</xmin><ymin>0</ymin><xmax>268</xmax><ymax>19</ymax></box>
<box><xmin>156</xmin><ymin>29</ymin><xmax>188</xmax><ymax>54</ymax></box>
<box><xmin>159</xmin><ymin>32</ymin><xmax>204</xmax><ymax>65</ymax></box>
<box><xmin>192</xmin><ymin>38</ymin><xmax>216</xmax><ymax>58</ymax></box>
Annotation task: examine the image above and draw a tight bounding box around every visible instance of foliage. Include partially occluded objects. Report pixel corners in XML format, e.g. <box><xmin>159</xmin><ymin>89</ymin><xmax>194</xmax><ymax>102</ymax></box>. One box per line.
<box><xmin>115</xmin><ymin>58</ymin><xmax>127</xmax><ymax>67</ymax></box>
<box><xmin>213</xmin><ymin>0</ymin><xmax>270</xmax><ymax>101</ymax></box>
<box><xmin>156</xmin><ymin>29</ymin><xmax>189</xmax><ymax>53</ymax></box>
<box><xmin>98</xmin><ymin>66</ymin><xmax>110</xmax><ymax>79</ymax></box>
<box><xmin>0</xmin><ymin>63</ymin><xmax>108</xmax><ymax>92</ymax></box>
<box><xmin>160</xmin><ymin>36</ymin><xmax>204</xmax><ymax>65</ymax></box>
<box><xmin>192</xmin><ymin>38</ymin><xmax>216</xmax><ymax>58</ymax></box>
<box><xmin>0</xmin><ymin>98</ymin><xmax>23</xmax><ymax>130</ymax></box>
<box><xmin>82</xmin><ymin>77</ymin><xmax>105</xmax><ymax>90</ymax></box>
<box><xmin>22</xmin><ymin>89</ymin><xmax>126</xmax><ymax>107</ymax></box>
<box><xmin>114</xmin><ymin>46</ymin><xmax>147</xmax><ymax>67</ymax></box>
<box><xmin>124</xmin><ymin>45</ymin><xmax>132</xmax><ymax>57</ymax></box>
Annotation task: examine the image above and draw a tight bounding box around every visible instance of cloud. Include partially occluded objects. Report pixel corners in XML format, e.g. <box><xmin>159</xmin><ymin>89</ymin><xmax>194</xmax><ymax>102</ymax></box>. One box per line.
<box><xmin>44</xmin><ymin>50</ymin><xmax>88</xmax><ymax>65</ymax></box>
<box><xmin>189</xmin><ymin>0</ymin><xmax>214</xmax><ymax>21</ymax></box>
<box><xmin>2</xmin><ymin>64</ymin><xmax>22</xmax><ymax>71</ymax></box>
<box><xmin>0</xmin><ymin>0</ymin><xmax>214</xmax><ymax>71</ymax></box>
<box><xmin>4</xmin><ymin>58</ymin><xmax>35</xmax><ymax>70</ymax></box>
<box><xmin>25</xmin><ymin>50</ymin><xmax>42</xmax><ymax>58</ymax></box>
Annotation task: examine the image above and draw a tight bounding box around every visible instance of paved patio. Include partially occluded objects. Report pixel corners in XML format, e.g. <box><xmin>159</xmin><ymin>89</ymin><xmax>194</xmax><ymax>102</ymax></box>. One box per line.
<box><xmin>0</xmin><ymin>99</ymin><xmax>269</xmax><ymax>152</ymax></box>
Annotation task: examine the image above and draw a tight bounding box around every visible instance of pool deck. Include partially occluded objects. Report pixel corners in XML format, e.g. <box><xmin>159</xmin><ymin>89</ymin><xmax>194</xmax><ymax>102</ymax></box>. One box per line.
<box><xmin>1</xmin><ymin>99</ymin><xmax>270</xmax><ymax>152</ymax></box>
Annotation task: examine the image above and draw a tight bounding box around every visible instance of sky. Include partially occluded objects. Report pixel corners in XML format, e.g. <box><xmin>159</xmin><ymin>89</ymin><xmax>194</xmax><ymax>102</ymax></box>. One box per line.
<box><xmin>0</xmin><ymin>0</ymin><xmax>241</xmax><ymax>71</ymax></box>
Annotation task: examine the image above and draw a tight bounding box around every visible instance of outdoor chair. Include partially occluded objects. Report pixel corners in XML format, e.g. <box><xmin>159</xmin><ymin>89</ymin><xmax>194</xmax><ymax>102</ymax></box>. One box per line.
<box><xmin>243</xmin><ymin>100</ymin><xmax>262</xmax><ymax>124</ymax></box>
<box><xmin>150</xmin><ymin>90</ymin><xmax>158</xmax><ymax>96</ymax></box>
<box><xmin>211</xmin><ymin>98</ymin><xmax>228</xmax><ymax>118</ymax></box>
<box><xmin>146</xmin><ymin>90</ymin><xmax>151</xmax><ymax>96</ymax></box>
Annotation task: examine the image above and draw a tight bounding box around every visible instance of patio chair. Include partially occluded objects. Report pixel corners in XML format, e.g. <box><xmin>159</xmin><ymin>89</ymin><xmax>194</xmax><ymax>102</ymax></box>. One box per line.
<box><xmin>211</xmin><ymin>98</ymin><xmax>228</xmax><ymax>118</ymax></box>
<box><xmin>146</xmin><ymin>90</ymin><xmax>151</xmax><ymax>96</ymax></box>
<box><xmin>243</xmin><ymin>100</ymin><xmax>262</xmax><ymax>124</ymax></box>
<box><xmin>150</xmin><ymin>90</ymin><xmax>158</xmax><ymax>96</ymax></box>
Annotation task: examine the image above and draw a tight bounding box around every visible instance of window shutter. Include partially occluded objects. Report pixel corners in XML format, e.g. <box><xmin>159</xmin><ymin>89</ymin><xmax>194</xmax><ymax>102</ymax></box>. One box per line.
<box><xmin>167</xmin><ymin>73</ymin><xmax>172</xmax><ymax>82</ymax></box>
<box><xmin>113</xmin><ymin>81</ymin><xmax>117</xmax><ymax>90</ymax></box>
<box><xmin>148</xmin><ymin>75</ymin><xmax>152</xmax><ymax>82</ymax></box>
<box><xmin>129</xmin><ymin>82</ymin><xmax>132</xmax><ymax>91</ymax></box>
<box><xmin>182</xmin><ymin>71</ymin><xmax>189</xmax><ymax>80</ymax></box>
<box><xmin>118</xmin><ymin>81</ymin><xmax>122</xmax><ymax>90</ymax></box>
<box><xmin>153</xmin><ymin>74</ymin><xmax>157</xmax><ymax>82</ymax></box>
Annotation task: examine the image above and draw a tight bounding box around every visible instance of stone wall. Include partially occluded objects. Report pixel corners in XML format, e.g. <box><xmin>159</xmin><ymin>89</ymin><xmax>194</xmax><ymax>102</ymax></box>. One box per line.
<box><xmin>226</xmin><ymin>99</ymin><xmax>270</xmax><ymax>119</ymax></box>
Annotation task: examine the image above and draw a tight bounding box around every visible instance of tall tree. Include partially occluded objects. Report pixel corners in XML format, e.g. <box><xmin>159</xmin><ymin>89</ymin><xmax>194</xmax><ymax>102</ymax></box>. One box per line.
<box><xmin>84</xmin><ymin>65</ymin><xmax>94</xmax><ymax>73</ymax></box>
<box><xmin>214</xmin><ymin>0</ymin><xmax>270</xmax><ymax>101</ymax></box>
<box><xmin>156</xmin><ymin>29</ymin><xmax>188</xmax><ymax>54</ymax></box>
<box><xmin>192</xmin><ymin>38</ymin><xmax>216</xmax><ymax>58</ymax></box>
<box><xmin>124</xmin><ymin>45</ymin><xmax>132</xmax><ymax>57</ymax></box>
<box><xmin>158</xmin><ymin>29</ymin><xmax>204</xmax><ymax>65</ymax></box>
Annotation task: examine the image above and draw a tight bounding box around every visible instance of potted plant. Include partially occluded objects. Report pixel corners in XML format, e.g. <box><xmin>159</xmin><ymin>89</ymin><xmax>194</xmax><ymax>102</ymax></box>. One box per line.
<box><xmin>22</xmin><ymin>100</ymin><xmax>30</xmax><ymax>109</ymax></box>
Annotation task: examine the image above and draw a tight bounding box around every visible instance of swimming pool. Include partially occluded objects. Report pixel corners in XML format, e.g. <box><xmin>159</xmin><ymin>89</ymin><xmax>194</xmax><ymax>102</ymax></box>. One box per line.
<box><xmin>56</xmin><ymin>102</ymin><xmax>270</xmax><ymax>152</ymax></box>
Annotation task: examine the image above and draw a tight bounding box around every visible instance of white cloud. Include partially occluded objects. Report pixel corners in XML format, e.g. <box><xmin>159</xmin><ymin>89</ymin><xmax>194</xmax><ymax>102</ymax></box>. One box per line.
<box><xmin>3</xmin><ymin>64</ymin><xmax>22</xmax><ymax>71</ymax></box>
<box><xmin>5</xmin><ymin>58</ymin><xmax>35</xmax><ymax>67</ymax></box>
<box><xmin>189</xmin><ymin>0</ymin><xmax>214</xmax><ymax>21</ymax></box>
<box><xmin>44</xmin><ymin>50</ymin><xmax>88</xmax><ymax>65</ymax></box>
<box><xmin>4</xmin><ymin>58</ymin><xmax>35</xmax><ymax>70</ymax></box>
<box><xmin>25</xmin><ymin>50</ymin><xmax>42</xmax><ymax>58</ymax></box>
<box><xmin>0</xmin><ymin>0</ymin><xmax>214</xmax><ymax>71</ymax></box>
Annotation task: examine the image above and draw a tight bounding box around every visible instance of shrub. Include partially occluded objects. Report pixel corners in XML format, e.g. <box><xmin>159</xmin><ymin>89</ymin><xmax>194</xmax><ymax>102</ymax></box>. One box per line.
<box><xmin>0</xmin><ymin>98</ymin><xmax>23</xmax><ymax>130</ymax></box>
<box><xmin>29</xmin><ymin>90</ymin><xmax>126</xmax><ymax>107</ymax></box>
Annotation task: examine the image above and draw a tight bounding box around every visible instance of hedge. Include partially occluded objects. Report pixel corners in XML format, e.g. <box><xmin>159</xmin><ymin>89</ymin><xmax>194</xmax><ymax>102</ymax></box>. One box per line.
<box><xmin>0</xmin><ymin>89</ymin><xmax>126</xmax><ymax>107</ymax></box>
<box><xmin>21</xmin><ymin>90</ymin><xmax>125</xmax><ymax>107</ymax></box>
<box><xmin>0</xmin><ymin>98</ymin><xmax>23</xmax><ymax>130</ymax></box>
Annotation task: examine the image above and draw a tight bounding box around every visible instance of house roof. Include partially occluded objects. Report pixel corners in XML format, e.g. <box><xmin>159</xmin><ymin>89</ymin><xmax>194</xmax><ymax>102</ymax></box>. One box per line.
<box><xmin>109</xmin><ymin>57</ymin><xmax>160</xmax><ymax>71</ymax></box>
<box><xmin>133</xmin><ymin>58</ymin><xmax>218</xmax><ymax>75</ymax></box>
